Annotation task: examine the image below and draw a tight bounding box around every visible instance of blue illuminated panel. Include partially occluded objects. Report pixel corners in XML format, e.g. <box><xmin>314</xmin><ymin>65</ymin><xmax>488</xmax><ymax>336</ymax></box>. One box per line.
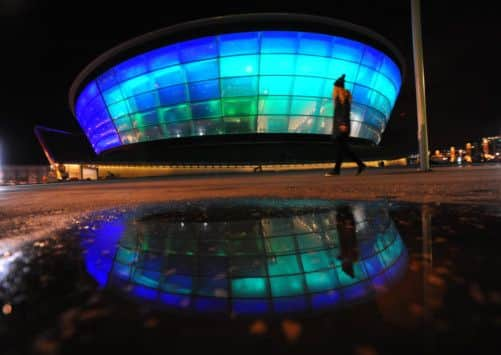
<box><xmin>75</xmin><ymin>31</ymin><xmax>402</xmax><ymax>153</ymax></box>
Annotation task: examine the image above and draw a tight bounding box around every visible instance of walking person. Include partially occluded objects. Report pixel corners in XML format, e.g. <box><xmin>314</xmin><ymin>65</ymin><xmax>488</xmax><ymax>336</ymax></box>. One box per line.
<box><xmin>335</xmin><ymin>203</ymin><xmax>359</xmax><ymax>278</ymax></box>
<box><xmin>325</xmin><ymin>74</ymin><xmax>366</xmax><ymax>176</ymax></box>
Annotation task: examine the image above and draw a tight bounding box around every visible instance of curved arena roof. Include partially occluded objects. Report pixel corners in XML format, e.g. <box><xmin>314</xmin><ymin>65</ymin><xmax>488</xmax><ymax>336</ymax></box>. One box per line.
<box><xmin>69</xmin><ymin>13</ymin><xmax>404</xmax><ymax>155</ymax></box>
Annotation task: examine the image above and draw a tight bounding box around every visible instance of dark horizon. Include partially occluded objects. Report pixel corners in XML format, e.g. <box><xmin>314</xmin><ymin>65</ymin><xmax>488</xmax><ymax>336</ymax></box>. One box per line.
<box><xmin>1</xmin><ymin>0</ymin><xmax>499</xmax><ymax>165</ymax></box>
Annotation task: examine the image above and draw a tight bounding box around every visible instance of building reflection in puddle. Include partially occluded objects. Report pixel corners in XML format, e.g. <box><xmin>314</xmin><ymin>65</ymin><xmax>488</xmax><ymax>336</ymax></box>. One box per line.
<box><xmin>80</xmin><ymin>199</ymin><xmax>408</xmax><ymax>315</ymax></box>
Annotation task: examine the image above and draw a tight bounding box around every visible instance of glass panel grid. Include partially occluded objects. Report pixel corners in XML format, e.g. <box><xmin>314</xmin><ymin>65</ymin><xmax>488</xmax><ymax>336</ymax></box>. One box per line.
<box><xmin>83</xmin><ymin>201</ymin><xmax>408</xmax><ymax>316</ymax></box>
<box><xmin>75</xmin><ymin>31</ymin><xmax>402</xmax><ymax>153</ymax></box>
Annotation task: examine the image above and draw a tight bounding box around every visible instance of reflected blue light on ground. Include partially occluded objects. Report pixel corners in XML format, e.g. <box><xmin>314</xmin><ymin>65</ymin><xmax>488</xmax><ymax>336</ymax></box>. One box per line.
<box><xmin>81</xmin><ymin>220</ymin><xmax>125</xmax><ymax>287</ymax></box>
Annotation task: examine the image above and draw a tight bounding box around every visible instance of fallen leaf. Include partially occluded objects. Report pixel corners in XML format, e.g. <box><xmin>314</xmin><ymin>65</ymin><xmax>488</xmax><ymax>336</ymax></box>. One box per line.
<box><xmin>144</xmin><ymin>317</ymin><xmax>159</xmax><ymax>328</ymax></box>
<box><xmin>488</xmin><ymin>291</ymin><xmax>501</xmax><ymax>304</ymax></box>
<box><xmin>409</xmin><ymin>260</ymin><xmax>421</xmax><ymax>272</ymax></box>
<box><xmin>249</xmin><ymin>320</ymin><xmax>268</xmax><ymax>335</ymax></box>
<box><xmin>426</xmin><ymin>274</ymin><xmax>445</xmax><ymax>287</ymax></box>
<box><xmin>59</xmin><ymin>308</ymin><xmax>79</xmax><ymax>339</ymax></box>
<box><xmin>373</xmin><ymin>284</ymin><xmax>388</xmax><ymax>293</ymax></box>
<box><xmin>434</xmin><ymin>319</ymin><xmax>450</xmax><ymax>332</ymax></box>
<box><xmin>469</xmin><ymin>284</ymin><xmax>486</xmax><ymax>304</ymax></box>
<box><xmin>78</xmin><ymin>308</ymin><xmax>110</xmax><ymax>321</ymax></box>
<box><xmin>281</xmin><ymin>319</ymin><xmax>302</xmax><ymax>343</ymax></box>
<box><xmin>434</xmin><ymin>266</ymin><xmax>449</xmax><ymax>275</ymax></box>
<box><xmin>354</xmin><ymin>345</ymin><xmax>378</xmax><ymax>355</ymax></box>
<box><xmin>409</xmin><ymin>303</ymin><xmax>424</xmax><ymax>317</ymax></box>
<box><xmin>33</xmin><ymin>338</ymin><xmax>59</xmax><ymax>355</ymax></box>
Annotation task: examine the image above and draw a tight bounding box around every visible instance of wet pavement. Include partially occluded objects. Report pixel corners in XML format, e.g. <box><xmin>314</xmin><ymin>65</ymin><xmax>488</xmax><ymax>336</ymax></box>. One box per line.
<box><xmin>1</xmin><ymin>198</ymin><xmax>501</xmax><ymax>354</ymax></box>
<box><xmin>1</xmin><ymin>166</ymin><xmax>500</xmax><ymax>247</ymax></box>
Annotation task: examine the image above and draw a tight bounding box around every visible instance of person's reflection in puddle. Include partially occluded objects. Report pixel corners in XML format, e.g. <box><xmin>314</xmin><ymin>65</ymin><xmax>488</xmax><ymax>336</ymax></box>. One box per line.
<box><xmin>336</xmin><ymin>204</ymin><xmax>359</xmax><ymax>278</ymax></box>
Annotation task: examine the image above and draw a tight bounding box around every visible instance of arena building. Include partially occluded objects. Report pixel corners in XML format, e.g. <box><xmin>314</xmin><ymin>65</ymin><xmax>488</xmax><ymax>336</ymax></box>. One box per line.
<box><xmin>68</xmin><ymin>13</ymin><xmax>404</xmax><ymax>165</ymax></box>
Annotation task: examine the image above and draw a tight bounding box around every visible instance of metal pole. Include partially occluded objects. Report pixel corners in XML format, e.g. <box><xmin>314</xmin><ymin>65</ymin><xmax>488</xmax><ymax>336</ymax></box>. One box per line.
<box><xmin>411</xmin><ymin>0</ymin><xmax>431</xmax><ymax>171</ymax></box>
<box><xmin>421</xmin><ymin>204</ymin><xmax>434</xmax><ymax>352</ymax></box>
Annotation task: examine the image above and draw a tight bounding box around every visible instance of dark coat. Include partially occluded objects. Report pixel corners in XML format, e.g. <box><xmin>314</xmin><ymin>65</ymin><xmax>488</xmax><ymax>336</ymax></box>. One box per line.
<box><xmin>332</xmin><ymin>96</ymin><xmax>351</xmax><ymax>138</ymax></box>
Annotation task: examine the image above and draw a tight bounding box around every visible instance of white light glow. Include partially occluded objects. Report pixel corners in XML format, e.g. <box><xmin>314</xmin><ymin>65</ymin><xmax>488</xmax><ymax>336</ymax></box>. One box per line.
<box><xmin>0</xmin><ymin>250</ymin><xmax>22</xmax><ymax>282</ymax></box>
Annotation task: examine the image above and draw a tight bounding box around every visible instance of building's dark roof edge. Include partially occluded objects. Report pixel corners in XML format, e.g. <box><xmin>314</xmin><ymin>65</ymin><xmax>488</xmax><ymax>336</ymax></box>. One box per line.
<box><xmin>69</xmin><ymin>13</ymin><xmax>406</xmax><ymax>116</ymax></box>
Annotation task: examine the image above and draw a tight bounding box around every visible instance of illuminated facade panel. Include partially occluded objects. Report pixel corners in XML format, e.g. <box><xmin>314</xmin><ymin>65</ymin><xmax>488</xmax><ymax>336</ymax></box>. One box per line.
<box><xmin>74</xmin><ymin>31</ymin><xmax>402</xmax><ymax>153</ymax></box>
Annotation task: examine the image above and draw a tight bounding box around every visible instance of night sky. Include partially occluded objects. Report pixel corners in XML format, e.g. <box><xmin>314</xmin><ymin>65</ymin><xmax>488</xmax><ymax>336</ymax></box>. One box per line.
<box><xmin>1</xmin><ymin>0</ymin><xmax>499</xmax><ymax>164</ymax></box>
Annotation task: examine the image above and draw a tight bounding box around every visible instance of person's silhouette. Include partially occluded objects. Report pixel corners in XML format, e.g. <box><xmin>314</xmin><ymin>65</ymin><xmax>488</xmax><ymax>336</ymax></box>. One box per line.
<box><xmin>326</xmin><ymin>74</ymin><xmax>366</xmax><ymax>176</ymax></box>
<box><xmin>336</xmin><ymin>204</ymin><xmax>359</xmax><ymax>278</ymax></box>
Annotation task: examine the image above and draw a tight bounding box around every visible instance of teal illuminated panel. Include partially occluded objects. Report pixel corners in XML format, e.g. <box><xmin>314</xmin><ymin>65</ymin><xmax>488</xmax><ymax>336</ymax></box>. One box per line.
<box><xmin>267</xmin><ymin>236</ymin><xmax>296</xmax><ymax>255</ymax></box>
<box><xmin>270</xmin><ymin>275</ymin><xmax>305</xmax><ymax>297</ymax></box>
<box><xmin>305</xmin><ymin>269</ymin><xmax>339</xmax><ymax>292</ymax></box>
<box><xmin>75</xmin><ymin>31</ymin><xmax>402</xmax><ymax>154</ymax></box>
<box><xmin>221</xmin><ymin>76</ymin><xmax>258</xmax><ymax>97</ymax></box>
<box><xmin>232</xmin><ymin>278</ymin><xmax>268</xmax><ymax>297</ymax></box>
<box><xmin>220</xmin><ymin>55</ymin><xmax>259</xmax><ymax>77</ymax></box>
<box><xmin>301</xmin><ymin>250</ymin><xmax>331</xmax><ymax>272</ymax></box>
<box><xmin>267</xmin><ymin>255</ymin><xmax>300</xmax><ymax>276</ymax></box>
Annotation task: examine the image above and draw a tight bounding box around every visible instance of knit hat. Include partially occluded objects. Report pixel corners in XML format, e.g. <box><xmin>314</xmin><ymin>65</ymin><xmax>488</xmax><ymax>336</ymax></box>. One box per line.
<box><xmin>334</xmin><ymin>74</ymin><xmax>346</xmax><ymax>88</ymax></box>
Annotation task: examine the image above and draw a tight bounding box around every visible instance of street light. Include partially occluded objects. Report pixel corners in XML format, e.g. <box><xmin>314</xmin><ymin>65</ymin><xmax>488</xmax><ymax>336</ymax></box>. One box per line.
<box><xmin>411</xmin><ymin>0</ymin><xmax>431</xmax><ymax>171</ymax></box>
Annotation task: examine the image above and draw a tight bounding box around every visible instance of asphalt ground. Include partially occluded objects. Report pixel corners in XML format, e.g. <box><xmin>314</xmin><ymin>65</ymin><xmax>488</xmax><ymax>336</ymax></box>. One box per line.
<box><xmin>0</xmin><ymin>164</ymin><xmax>499</xmax><ymax>245</ymax></box>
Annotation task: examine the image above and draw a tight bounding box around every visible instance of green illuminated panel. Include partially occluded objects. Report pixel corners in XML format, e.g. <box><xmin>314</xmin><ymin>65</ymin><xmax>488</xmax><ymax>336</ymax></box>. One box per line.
<box><xmin>222</xmin><ymin>98</ymin><xmax>257</xmax><ymax>116</ymax></box>
<box><xmin>159</xmin><ymin>104</ymin><xmax>192</xmax><ymax>123</ymax></box>
<box><xmin>222</xmin><ymin>116</ymin><xmax>256</xmax><ymax>133</ymax></box>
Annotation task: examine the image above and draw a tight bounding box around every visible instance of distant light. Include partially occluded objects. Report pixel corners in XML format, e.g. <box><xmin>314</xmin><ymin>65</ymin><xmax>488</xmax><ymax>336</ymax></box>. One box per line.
<box><xmin>245</xmin><ymin>65</ymin><xmax>253</xmax><ymax>73</ymax></box>
<box><xmin>2</xmin><ymin>303</ymin><xmax>12</xmax><ymax>315</ymax></box>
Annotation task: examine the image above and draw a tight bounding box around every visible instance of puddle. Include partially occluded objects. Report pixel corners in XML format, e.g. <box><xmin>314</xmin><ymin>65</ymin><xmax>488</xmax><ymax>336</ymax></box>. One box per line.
<box><xmin>1</xmin><ymin>198</ymin><xmax>500</xmax><ymax>354</ymax></box>
<box><xmin>79</xmin><ymin>198</ymin><xmax>407</xmax><ymax>315</ymax></box>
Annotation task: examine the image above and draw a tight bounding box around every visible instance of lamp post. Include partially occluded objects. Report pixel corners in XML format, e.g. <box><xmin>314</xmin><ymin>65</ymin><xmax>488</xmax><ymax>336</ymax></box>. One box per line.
<box><xmin>411</xmin><ymin>0</ymin><xmax>431</xmax><ymax>171</ymax></box>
